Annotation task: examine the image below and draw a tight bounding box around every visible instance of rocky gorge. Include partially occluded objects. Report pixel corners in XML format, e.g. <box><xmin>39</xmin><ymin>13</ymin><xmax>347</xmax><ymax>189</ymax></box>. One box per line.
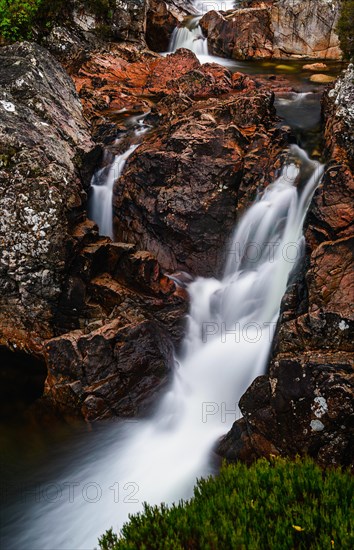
<box><xmin>0</xmin><ymin>0</ymin><xmax>353</xmax><ymax>547</ymax></box>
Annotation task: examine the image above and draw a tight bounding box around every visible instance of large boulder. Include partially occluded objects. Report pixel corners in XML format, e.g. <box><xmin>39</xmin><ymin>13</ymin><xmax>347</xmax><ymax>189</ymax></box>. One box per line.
<box><xmin>200</xmin><ymin>6</ymin><xmax>274</xmax><ymax>60</ymax></box>
<box><xmin>108</xmin><ymin>50</ymin><xmax>287</xmax><ymax>276</ymax></box>
<box><xmin>218</xmin><ymin>65</ymin><xmax>354</xmax><ymax>468</ymax></box>
<box><xmin>0</xmin><ymin>41</ymin><xmax>93</xmax><ymax>351</ymax></box>
<box><xmin>200</xmin><ymin>0</ymin><xmax>342</xmax><ymax>60</ymax></box>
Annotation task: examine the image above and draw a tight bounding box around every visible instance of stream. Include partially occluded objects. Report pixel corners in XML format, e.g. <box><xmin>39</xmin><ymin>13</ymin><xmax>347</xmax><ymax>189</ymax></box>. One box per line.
<box><xmin>0</xmin><ymin>3</ymin><xmax>345</xmax><ymax>549</ymax></box>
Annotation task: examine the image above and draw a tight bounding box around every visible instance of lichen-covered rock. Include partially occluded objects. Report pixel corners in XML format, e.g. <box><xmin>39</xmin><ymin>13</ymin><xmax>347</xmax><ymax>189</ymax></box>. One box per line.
<box><xmin>218</xmin><ymin>65</ymin><xmax>354</xmax><ymax>469</ymax></box>
<box><xmin>201</xmin><ymin>0</ymin><xmax>342</xmax><ymax>60</ymax></box>
<box><xmin>0</xmin><ymin>41</ymin><xmax>93</xmax><ymax>351</ymax></box>
<box><xmin>0</xmin><ymin>41</ymin><xmax>188</xmax><ymax>422</ymax></box>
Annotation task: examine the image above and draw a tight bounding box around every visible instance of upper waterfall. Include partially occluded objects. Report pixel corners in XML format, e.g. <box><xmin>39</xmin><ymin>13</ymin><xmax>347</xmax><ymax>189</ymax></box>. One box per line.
<box><xmin>168</xmin><ymin>16</ymin><xmax>208</xmax><ymax>55</ymax></box>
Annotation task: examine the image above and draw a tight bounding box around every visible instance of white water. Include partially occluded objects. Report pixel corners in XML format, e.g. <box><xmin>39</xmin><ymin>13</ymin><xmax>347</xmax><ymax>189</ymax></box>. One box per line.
<box><xmin>88</xmin><ymin>145</ymin><xmax>137</xmax><ymax>238</ymax></box>
<box><xmin>5</xmin><ymin>145</ymin><xmax>324</xmax><ymax>550</ymax></box>
<box><xmin>88</xmin><ymin>120</ymin><xmax>149</xmax><ymax>238</ymax></box>
<box><xmin>169</xmin><ymin>15</ymin><xmax>208</xmax><ymax>56</ymax></box>
<box><xmin>167</xmin><ymin>3</ymin><xmax>239</xmax><ymax>65</ymax></box>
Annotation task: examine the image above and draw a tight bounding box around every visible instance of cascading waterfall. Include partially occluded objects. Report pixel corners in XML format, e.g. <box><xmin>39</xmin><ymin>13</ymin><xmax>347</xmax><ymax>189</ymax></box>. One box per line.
<box><xmin>88</xmin><ymin>145</ymin><xmax>138</xmax><ymax>239</ymax></box>
<box><xmin>168</xmin><ymin>16</ymin><xmax>208</xmax><ymax>56</ymax></box>
<box><xmin>88</xmin><ymin>117</ymin><xmax>149</xmax><ymax>239</ymax></box>
<box><xmin>167</xmin><ymin>2</ymin><xmax>238</xmax><ymax>64</ymax></box>
<box><xmin>6</xmin><ymin>144</ymin><xmax>324</xmax><ymax>550</ymax></box>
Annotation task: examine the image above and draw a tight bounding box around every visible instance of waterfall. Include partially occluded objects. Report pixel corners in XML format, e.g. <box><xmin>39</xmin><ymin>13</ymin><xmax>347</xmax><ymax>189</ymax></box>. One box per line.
<box><xmin>7</xmin><ymin>145</ymin><xmax>324</xmax><ymax>549</ymax></box>
<box><xmin>167</xmin><ymin>2</ymin><xmax>238</xmax><ymax>64</ymax></box>
<box><xmin>168</xmin><ymin>16</ymin><xmax>208</xmax><ymax>56</ymax></box>
<box><xmin>88</xmin><ymin>118</ymin><xmax>149</xmax><ymax>239</ymax></box>
<box><xmin>88</xmin><ymin>145</ymin><xmax>138</xmax><ymax>239</ymax></box>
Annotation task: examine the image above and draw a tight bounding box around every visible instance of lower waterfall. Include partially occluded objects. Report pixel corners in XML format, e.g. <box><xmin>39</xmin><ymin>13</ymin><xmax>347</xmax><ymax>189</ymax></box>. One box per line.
<box><xmin>6</xmin><ymin>145</ymin><xmax>324</xmax><ymax>549</ymax></box>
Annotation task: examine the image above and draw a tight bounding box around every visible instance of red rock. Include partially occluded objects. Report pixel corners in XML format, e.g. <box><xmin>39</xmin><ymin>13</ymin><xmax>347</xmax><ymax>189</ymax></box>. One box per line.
<box><xmin>113</xmin><ymin>87</ymin><xmax>285</xmax><ymax>276</ymax></box>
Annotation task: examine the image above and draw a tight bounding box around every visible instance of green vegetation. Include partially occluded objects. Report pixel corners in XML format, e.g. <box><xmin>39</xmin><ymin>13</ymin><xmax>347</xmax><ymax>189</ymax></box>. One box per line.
<box><xmin>0</xmin><ymin>0</ymin><xmax>71</xmax><ymax>41</ymax></box>
<box><xmin>337</xmin><ymin>0</ymin><xmax>354</xmax><ymax>60</ymax></box>
<box><xmin>0</xmin><ymin>0</ymin><xmax>41</xmax><ymax>41</ymax></box>
<box><xmin>99</xmin><ymin>457</ymin><xmax>353</xmax><ymax>550</ymax></box>
<box><xmin>0</xmin><ymin>0</ymin><xmax>114</xmax><ymax>43</ymax></box>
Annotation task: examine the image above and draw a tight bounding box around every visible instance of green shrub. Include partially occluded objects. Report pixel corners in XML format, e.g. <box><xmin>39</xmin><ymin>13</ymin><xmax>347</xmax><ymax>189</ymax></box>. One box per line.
<box><xmin>0</xmin><ymin>0</ymin><xmax>41</xmax><ymax>41</ymax></box>
<box><xmin>99</xmin><ymin>457</ymin><xmax>353</xmax><ymax>549</ymax></box>
<box><xmin>337</xmin><ymin>0</ymin><xmax>354</xmax><ymax>60</ymax></box>
<box><xmin>0</xmin><ymin>0</ymin><xmax>113</xmax><ymax>43</ymax></box>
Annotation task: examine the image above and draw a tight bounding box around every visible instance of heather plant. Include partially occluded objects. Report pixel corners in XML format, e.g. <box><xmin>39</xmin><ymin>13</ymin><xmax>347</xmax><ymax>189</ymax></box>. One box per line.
<box><xmin>99</xmin><ymin>457</ymin><xmax>353</xmax><ymax>549</ymax></box>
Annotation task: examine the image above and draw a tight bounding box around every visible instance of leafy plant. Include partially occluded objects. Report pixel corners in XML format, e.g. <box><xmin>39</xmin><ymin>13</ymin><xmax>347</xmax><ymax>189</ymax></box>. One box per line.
<box><xmin>0</xmin><ymin>0</ymin><xmax>41</xmax><ymax>41</ymax></box>
<box><xmin>0</xmin><ymin>0</ymin><xmax>113</xmax><ymax>43</ymax></box>
<box><xmin>99</xmin><ymin>457</ymin><xmax>353</xmax><ymax>549</ymax></box>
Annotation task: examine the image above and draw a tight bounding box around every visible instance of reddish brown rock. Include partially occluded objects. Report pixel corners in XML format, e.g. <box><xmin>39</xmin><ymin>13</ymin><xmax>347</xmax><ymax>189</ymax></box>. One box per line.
<box><xmin>200</xmin><ymin>1</ymin><xmax>342</xmax><ymax>61</ymax></box>
<box><xmin>72</xmin><ymin>48</ymin><xmax>235</xmax><ymax>140</ymax></box>
<box><xmin>41</xmin><ymin>219</ymin><xmax>187</xmax><ymax>421</ymax></box>
<box><xmin>44</xmin><ymin>318</ymin><xmax>175</xmax><ymax>422</ymax></box>
<box><xmin>200</xmin><ymin>8</ymin><xmax>274</xmax><ymax>60</ymax></box>
<box><xmin>113</xmin><ymin>83</ymin><xmax>286</xmax><ymax>276</ymax></box>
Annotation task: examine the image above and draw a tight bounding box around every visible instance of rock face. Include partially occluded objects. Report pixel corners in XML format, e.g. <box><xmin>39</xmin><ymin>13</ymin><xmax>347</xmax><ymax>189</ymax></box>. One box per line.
<box><xmin>200</xmin><ymin>0</ymin><xmax>342</xmax><ymax>60</ymax></box>
<box><xmin>0</xmin><ymin>41</ymin><xmax>92</xmax><ymax>351</ymax></box>
<box><xmin>72</xmin><ymin>47</ymin><xmax>288</xmax><ymax>278</ymax></box>
<box><xmin>218</xmin><ymin>65</ymin><xmax>354</xmax><ymax>468</ymax></box>
<box><xmin>271</xmin><ymin>0</ymin><xmax>341</xmax><ymax>59</ymax></box>
<box><xmin>0</xmin><ymin>41</ymin><xmax>187</xmax><ymax>422</ymax></box>
<box><xmin>1</xmin><ymin>42</ymin><xmax>288</xmax><ymax>421</ymax></box>
<box><xmin>108</xmin><ymin>50</ymin><xmax>287</xmax><ymax>276</ymax></box>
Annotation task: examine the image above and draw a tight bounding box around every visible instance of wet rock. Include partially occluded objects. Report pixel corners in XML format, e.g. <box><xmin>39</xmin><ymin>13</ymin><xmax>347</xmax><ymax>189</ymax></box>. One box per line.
<box><xmin>0</xmin><ymin>42</ymin><xmax>93</xmax><ymax>351</ymax></box>
<box><xmin>201</xmin><ymin>0</ymin><xmax>342</xmax><ymax>60</ymax></box>
<box><xmin>111</xmin><ymin>52</ymin><xmax>286</xmax><ymax>276</ymax></box>
<box><xmin>218</xmin><ymin>66</ymin><xmax>354</xmax><ymax>468</ymax></box>
<box><xmin>309</xmin><ymin>74</ymin><xmax>336</xmax><ymax>84</ymax></box>
<box><xmin>33</xmin><ymin>221</ymin><xmax>187</xmax><ymax>421</ymax></box>
<box><xmin>45</xmin><ymin>318</ymin><xmax>175</xmax><ymax>421</ymax></box>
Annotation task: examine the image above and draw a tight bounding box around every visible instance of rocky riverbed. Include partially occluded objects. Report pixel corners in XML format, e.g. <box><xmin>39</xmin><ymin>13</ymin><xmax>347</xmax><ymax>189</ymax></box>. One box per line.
<box><xmin>0</xmin><ymin>0</ymin><xmax>352</xmax><ymax>463</ymax></box>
